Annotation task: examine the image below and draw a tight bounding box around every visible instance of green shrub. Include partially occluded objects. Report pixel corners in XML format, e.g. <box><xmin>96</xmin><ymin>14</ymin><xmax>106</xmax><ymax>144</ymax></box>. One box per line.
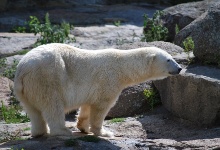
<box><xmin>23</xmin><ymin>127</ymin><xmax>31</xmax><ymax>131</ymax></box>
<box><xmin>12</xmin><ymin>13</ymin><xmax>75</xmax><ymax>47</ymax></box>
<box><xmin>12</xmin><ymin>26</ymin><xmax>26</xmax><ymax>33</ymax></box>
<box><xmin>143</xmin><ymin>88</ymin><xmax>161</xmax><ymax>110</ymax></box>
<box><xmin>175</xmin><ymin>24</ymin><xmax>180</xmax><ymax>35</ymax></box>
<box><xmin>142</xmin><ymin>11</ymin><xmax>168</xmax><ymax>42</ymax></box>
<box><xmin>183</xmin><ymin>36</ymin><xmax>194</xmax><ymax>52</ymax></box>
<box><xmin>0</xmin><ymin>58</ymin><xmax>29</xmax><ymax>124</ymax></box>
<box><xmin>0</xmin><ymin>58</ymin><xmax>7</xmax><ymax>68</ymax></box>
<box><xmin>2</xmin><ymin>59</ymin><xmax>19</xmax><ymax>80</ymax></box>
<box><xmin>113</xmin><ymin>20</ymin><xmax>121</xmax><ymax>27</ymax></box>
<box><xmin>17</xmin><ymin>49</ymin><xmax>30</xmax><ymax>55</ymax></box>
<box><xmin>0</xmin><ymin>58</ymin><xmax>18</xmax><ymax>80</ymax></box>
<box><xmin>29</xmin><ymin>13</ymin><xmax>75</xmax><ymax>47</ymax></box>
<box><xmin>183</xmin><ymin>36</ymin><xmax>194</xmax><ymax>61</ymax></box>
<box><xmin>0</xmin><ymin>101</ymin><xmax>30</xmax><ymax>124</ymax></box>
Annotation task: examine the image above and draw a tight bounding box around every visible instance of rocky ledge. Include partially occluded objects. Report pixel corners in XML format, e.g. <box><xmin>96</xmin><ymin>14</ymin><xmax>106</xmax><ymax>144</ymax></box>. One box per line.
<box><xmin>154</xmin><ymin>65</ymin><xmax>220</xmax><ymax>127</ymax></box>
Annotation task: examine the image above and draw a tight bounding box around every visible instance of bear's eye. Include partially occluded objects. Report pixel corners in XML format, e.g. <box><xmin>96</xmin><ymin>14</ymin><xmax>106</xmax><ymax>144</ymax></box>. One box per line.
<box><xmin>167</xmin><ymin>59</ymin><xmax>170</xmax><ymax>62</ymax></box>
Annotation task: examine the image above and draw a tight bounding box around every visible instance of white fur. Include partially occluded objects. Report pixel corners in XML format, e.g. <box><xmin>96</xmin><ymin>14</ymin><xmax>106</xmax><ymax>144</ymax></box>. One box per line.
<box><xmin>14</xmin><ymin>43</ymin><xmax>181</xmax><ymax>137</ymax></box>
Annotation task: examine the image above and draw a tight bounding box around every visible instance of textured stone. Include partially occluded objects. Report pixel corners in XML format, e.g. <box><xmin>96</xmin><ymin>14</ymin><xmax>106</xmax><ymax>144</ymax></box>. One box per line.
<box><xmin>0</xmin><ymin>33</ymin><xmax>37</xmax><ymax>58</ymax></box>
<box><xmin>1</xmin><ymin>112</ymin><xmax>220</xmax><ymax>149</ymax></box>
<box><xmin>162</xmin><ymin>0</ymin><xmax>218</xmax><ymax>41</ymax></box>
<box><xmin>117</xmin><ymin>41</ymin><xmax>188</xmax><ymax>64</ymax></box>
<box><xmin>0</xmin><ymin>0</ymin><xmax>166</xmax><ymax>12</ymax></box>
<box><xmin>107</xmin><ymin>82</ymin><xmax>151</xmax><ymax>118</ymax></box>
<box><xmin>0</xmin><ymin>0</ymin><xmax>7</xmax><ymax>11</ymax></box>
<box><xmin>154</xmin><ymin>65</ymin><xmax>220</xmax><ymax>126</ymax></box>
<box><xmin>0</xmin><ymin>77</ymin><xmax>13</xmax><ymax>106</ymax></box>
<box><xmin>117</xmin><ymin>41</ymin><xmax>184</xmax><ymax>55</ymax></box>
<box><xmin>117</xmin><ymin>41</ymin><xmax>183</xmax><ymax>54</ymax></box>
<box><xmin>174</xmin><ymin>2</ymin><xmax>220</xmax><ymax>64</ymax></box>
<box><xmin>0</xmin><ymin>4</ymin><xmax>165</xmax><ymax>32</ymax></box>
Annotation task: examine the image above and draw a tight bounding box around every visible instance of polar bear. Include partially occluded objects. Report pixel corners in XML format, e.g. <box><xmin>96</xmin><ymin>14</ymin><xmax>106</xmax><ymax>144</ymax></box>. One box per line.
<box><xmin>14</xmin><ymin>43</ymin><xmax>181</xmax><ymax>137</ymax></box>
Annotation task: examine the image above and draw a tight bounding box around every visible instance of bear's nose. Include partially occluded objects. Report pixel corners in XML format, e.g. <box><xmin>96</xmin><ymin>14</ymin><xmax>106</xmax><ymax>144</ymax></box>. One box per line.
<box><xmin>178</xmin><ymin>68</ymin><xmax>182</xmax><ymax>73</ymax></box>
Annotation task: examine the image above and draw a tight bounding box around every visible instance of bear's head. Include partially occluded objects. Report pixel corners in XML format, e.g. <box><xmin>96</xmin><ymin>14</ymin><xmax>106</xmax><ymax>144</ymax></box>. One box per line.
<box><xmin>149</xmin><ymin>47</ymin><xmax>182</xmax><ymax>80</ymax></box>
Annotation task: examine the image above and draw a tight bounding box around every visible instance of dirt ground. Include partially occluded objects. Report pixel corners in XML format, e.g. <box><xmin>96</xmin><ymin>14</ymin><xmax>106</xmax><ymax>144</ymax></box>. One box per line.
<box><xmin>1</xmin><ymin>106</ymin><xmax>220</xmax><ymax>150</ymax></box>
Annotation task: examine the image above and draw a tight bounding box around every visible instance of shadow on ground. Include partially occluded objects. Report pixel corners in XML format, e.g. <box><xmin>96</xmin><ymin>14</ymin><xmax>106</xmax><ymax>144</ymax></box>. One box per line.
<box><xmin>138</xmin><ymin>106</ymin><xmax>220</xmax><ymax>141</ymax></box>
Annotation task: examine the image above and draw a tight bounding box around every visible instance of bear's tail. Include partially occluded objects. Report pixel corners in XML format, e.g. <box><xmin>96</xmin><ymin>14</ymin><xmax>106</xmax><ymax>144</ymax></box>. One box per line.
<box><xmin>14</xmin><ymin>65</ymin><xmax>27</xmax><ymax>104</ymax></box>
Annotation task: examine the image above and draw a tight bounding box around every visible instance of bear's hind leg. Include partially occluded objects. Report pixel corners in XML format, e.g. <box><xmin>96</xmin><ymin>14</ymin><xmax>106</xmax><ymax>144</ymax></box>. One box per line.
<box><xmin>42</xmin><ymin>103</ymin><xmax>72</xmax><ymax>136</ymax></box>
<box><xmin>23</xmin><ymin>102</ymin><xmax>47</xmax><ymax>137</ymax></box>
<box><xmin>77</xmin><ymin>105</ymin><xmax>90</xmax><ymax>133</ymax></box>
<box><xmin>89</xmin><ymin>104</ymin><xmax>114</xmax><ymax>137</ymax></box>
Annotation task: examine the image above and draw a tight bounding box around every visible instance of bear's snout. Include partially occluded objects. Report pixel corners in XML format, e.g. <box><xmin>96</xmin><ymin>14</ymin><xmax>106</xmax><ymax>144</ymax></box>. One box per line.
<box><xmin>178</xmin><ymin>67</ymin><xmax>182</xmax><ymax>73</ymax></box>
<box><xmin>169</xmin><ymin>67</ymin><xmax>182</xmax><ymax>75</ymax></box>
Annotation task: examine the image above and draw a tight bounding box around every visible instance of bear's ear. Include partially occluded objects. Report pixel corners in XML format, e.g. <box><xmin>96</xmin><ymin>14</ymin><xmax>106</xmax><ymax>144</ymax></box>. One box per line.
<box><xmin>150</xmin><ymin>53</ymin><xmax>156</xmax><ymax>58</ymax></box>
<box><xmin>150</xmin><ymin>53</ymin><xmax>156</xmax><ymax>61</ymax></box>
<box><xmin>147</xmin><ymin>53</ymin><xmax>156</xmax><ymax>67</ymax></box>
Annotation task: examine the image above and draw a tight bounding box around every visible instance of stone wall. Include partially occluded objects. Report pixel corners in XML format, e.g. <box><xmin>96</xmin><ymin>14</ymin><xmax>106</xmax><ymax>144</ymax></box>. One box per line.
<box><xmin>0</xmin><ymin>0</ymin><xmax>165</xmax><ymax>12</ymax></box>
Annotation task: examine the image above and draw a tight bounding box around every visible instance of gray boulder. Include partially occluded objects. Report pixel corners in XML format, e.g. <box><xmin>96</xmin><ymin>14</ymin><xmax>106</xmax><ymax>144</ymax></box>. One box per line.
<box><xmin>162</xmin><ymin>0</ymin><xmax>218</xmax><ymax>41</ymax></box>
<box><xmin>0</xmin><ymin>0</ymin><xmax>165</xmax><ymax>12</ymax></box>
<box><xmin>154</xmin><ymin>65</ymin><xmax>220</xmax><ymax>126</ymax></box>
<box><xmin>0</xmin><ymin>77</ymin><xmax>13</xmax><ymax>106</ymax></box>
<box><xmin>174</xmin><ymin>2</ymin><xmax>220</xmax><ymax>64</ymax></box>
<box><xmin>0</xmin><ymin>33</ymin><xmax>36</xmax><ymax>58</ymax></box>
<box><xmin>117</xmin><ymin>41</ymin><xmax>184</xmax><ymax>56</ymax></box>
<box><xmin>117</xmin><ymin>41</ymin><xmax>188</xmax><ymax>64</ymax></box>
<box><xmin>107</xmin><ymin>82</ymin><xmax>152</xmax><ymax>118</ymax></box>
<box><xmin>0</xmin><ymin>3</ymin><xmax>164</xmax><ymax>32</ymax></box>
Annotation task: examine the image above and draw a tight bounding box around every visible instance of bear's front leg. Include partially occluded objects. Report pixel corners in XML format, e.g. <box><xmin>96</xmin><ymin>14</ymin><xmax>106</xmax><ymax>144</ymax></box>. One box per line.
<box><xmin>89</xmin><ymin>104</ymin><xmax>114</xmax><ymax>137</ymax></box>
<box><xmin>77</xmin><ymin>105</ymin><xmax>90</xmax><ymax>133</ymax></box>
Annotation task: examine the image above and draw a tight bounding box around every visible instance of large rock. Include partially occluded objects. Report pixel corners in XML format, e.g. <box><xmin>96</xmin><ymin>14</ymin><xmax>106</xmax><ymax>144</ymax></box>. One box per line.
<box><xmin>117</xmin><ymin>41</ymin><xmax>184</xmax><ymax>56</ymax></box>
<box><xmin>0</xmin><ymin>77</ymin><xmax>13</xmax><ymax>106</ymax></box>
<box><xmin>174</xmin><ymin>3</ymin><xmax>220</xmax><ymax>64</ymax></box>
<box><xmin>162</xmin><ymin>0</ymin><xmax>218</xmax><ymax>41</ymax></box>
<box><xmin>0</xmin><ymin>3</ymin><xmax>165</xmax><ymax>32</ymax></box>
<box><xmin>154</xmin><ymin>65</ymin><xmax>220</xmax><ymax>126</ymax></box>
<box><xmin>107</xmin><ymin>82</ymin><xmax>152</xmax><ymax>118</ymax></box>
<box><xmin>0</xmin><ymin>0</ymin><xmax>7</xmax><ymax>11</ymax></box>
<box><xmin>71</xmin><ymin>25</ymin><xmax>143</xmax><ymax>50</ymax></box>
<box><xmin>0</xmin><ymin>33</ymin><xmax>37</xmax><ymax>58</ymax></box>
<box><xmin>0</xmin><ymin>0</ymin><xmax>166</xmax><ymax>11</ymax></box>
<box><xmin>117</xmin><ymin>41</ymin><xmax>189</xmax><ymax>64</ymax></box>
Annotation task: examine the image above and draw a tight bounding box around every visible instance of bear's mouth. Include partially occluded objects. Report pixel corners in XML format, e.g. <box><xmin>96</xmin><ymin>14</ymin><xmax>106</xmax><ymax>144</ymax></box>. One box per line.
<box><xmin>169</xmin><ymin>69</ymin><xmax>182</xmax><ymax>75</ymax></box>
<box><xmin>169</xmin><ymin>71</ymin><xmax>177</xmax><ymax>75</ymax></box>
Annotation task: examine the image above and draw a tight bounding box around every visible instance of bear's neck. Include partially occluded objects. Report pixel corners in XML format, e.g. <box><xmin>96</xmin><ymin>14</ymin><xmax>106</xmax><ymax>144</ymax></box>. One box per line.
<box><xmin>116</xmin><ymin>50</ymin><xmax>154</xmax><ymax>87</ymax></box>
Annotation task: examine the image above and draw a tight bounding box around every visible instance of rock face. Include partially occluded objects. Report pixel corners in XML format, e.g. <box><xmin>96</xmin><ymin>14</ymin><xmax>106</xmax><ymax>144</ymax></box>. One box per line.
<box><xmin>108</xmin><ymin>82</ymin><xmax>151</xmax><ymax>118</ymax></box>
<box><xmin>154</xmin><ymin>65</ymin><xmax>220</xmax><ymax>126</ymax></box>
<box><xmin>0</xmin><ymin>2</ymin><xmax>166</xmax><ymax>32</ymax></box>
<box><xmin>117</xmin><ymin>41</ymin><xmax>190</xmax><ymax>64</ymax></box>
<box><xmin>0</xmin><ymin>33</ymin><xmax>37</xmax><ymax>58</ymax></box>
<box><xmin>174</xmin><ymin>3</ymin><xmax>220</xmax><ymax>64</ymax></box>
<box><xmin>117</xmin><ymin>41</ymin><xmax>184</xmax><ymax>56</ymax></box>
<box><xmin>0</xmin><ymin>0</ymin><xmax>166</xmax><ymax>11</ymax></box>
<box><xmin>162</xmin><ymin>0</ymin><xmax>219</xmax><ymax>41</ymax></box>
<box><xmin>0</xmin><ymin>77</ymin><xmax>13</xmax><ymax>106</ymax></box>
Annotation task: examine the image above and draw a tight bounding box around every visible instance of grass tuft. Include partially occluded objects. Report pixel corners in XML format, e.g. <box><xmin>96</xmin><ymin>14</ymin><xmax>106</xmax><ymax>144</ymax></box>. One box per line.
<box><xmin>109</xmin><ymin>117</ymin><xmax>125</xmax><ymax>123</ymax></box>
